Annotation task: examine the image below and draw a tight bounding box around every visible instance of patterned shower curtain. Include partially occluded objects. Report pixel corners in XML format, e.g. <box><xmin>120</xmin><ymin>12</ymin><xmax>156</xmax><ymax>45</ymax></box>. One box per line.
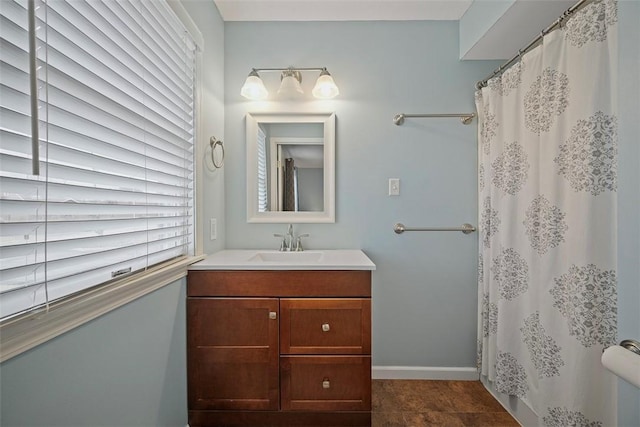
<box><xmin>283</xmin><ymin>158</ymin><xmax>298</xmax><ymax>211</ymax></box>
<box><xmin>476</xmin><ymin>0</ymin><xmax>618</xmax><ymax>425</ymax></box>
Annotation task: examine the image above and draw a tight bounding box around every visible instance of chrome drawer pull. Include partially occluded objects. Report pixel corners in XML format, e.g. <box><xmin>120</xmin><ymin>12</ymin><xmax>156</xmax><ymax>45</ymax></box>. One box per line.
<box><xmin>269</xmin><ymin>312</ymin><xmax>277</xmax><ymax>320</ymax></box>
<box><xmin>322</xmin><ymin>378</ymin><xmax>330</xmax><ymax>389</ymax></box>
<box><xmin>322</xmin><ymin>323</ymin><xmax>330</xmax><ymax>332</ymax></box>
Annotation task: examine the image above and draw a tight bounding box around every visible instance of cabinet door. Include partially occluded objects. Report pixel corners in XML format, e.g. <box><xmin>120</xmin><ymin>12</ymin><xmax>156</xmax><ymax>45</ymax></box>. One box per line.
<box><xmin>280</xmin><ymin>299</ymin><xmax>371</xmax><ymax>354</ymax></box>
<box><xmin>187</xmin><ymin>298</ymin><xmax>279</xmax><ymax>410</ymax></box>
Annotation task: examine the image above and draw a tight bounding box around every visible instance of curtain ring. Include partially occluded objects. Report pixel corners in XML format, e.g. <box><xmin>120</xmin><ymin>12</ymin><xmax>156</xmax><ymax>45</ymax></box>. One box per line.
<box><xmin>209</xmin><ymin>136</ymin><xmax>224</xmax><ymax>169</ymax></box>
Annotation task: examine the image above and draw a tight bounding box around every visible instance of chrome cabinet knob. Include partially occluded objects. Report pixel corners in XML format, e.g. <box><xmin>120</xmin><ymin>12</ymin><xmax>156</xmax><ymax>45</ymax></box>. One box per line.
<box><xmin>269</xmin><ymin>312</ymin><xmax>277</xmax><ymax>320</ymax></box>
<box><xmin>321</xmin><ymin>323</ymin><xmax>330</xmax><ymax>332</ymax></box>
<box><xmin>322</xmin><ymin>378</ymin><xmax>330</xmax><ymax>389</ymax></box>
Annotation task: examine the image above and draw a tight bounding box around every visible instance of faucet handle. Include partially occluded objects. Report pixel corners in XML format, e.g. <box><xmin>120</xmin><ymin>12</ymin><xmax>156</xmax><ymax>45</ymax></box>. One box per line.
<box><xmin>294</xmin><ymin>234</ymin><xmax>309</xmax><ymax>252</ymax></box>
<box><xmin>274</xmin><ymin>233</ymin><xmax>287</xmax><ymax>251</ymax></box>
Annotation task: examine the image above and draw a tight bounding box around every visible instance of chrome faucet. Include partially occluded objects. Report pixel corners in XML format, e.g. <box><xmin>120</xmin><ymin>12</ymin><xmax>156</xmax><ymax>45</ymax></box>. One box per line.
<box><xmin>285</xmin><ymin>224</ymin><xmax>294</xmax><ymax>250</ymax></box>
<box><xmin>273</xmin><ymin>224</ymin><xmax>293</xmax><ymax>251</ymax></box>
<box><xmin>294</xmin><ymin>233</ymin><xmax>309</xmax><ymax>251</ymax></box>
<box><xmin>274</xmin><ymin>224</ymin><xmax>308</xmax><ymax>251</ymax></box>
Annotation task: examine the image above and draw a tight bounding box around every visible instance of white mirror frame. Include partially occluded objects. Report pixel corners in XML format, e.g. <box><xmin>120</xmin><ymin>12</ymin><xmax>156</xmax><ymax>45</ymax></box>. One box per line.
<box><xmin>246</xmin><ymin>112</ymin><xmax>336</xmax><ymax>223</ymax></box>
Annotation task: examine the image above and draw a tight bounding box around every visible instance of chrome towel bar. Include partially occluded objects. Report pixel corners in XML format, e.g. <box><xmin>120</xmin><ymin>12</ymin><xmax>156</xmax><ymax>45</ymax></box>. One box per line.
<box><xmin>393</xmin><ymin>113</ymin><xmax>476</xmax><ymax>126</ymax></box>
<box><xmin>394</xmin><ymin>223</ymin><xmax>476</xmax><ymax>235</ymax></box>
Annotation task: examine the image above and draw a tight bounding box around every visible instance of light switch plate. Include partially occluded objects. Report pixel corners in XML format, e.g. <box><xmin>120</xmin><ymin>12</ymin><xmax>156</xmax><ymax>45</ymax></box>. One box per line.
<box><xmin>389</xmin><ymin>178</ymin><xmax>400</xmax><ymax>196</ymax></box>
<box><xmin>210</xmin><ymin>218</ymin><xmax>217</xmax><ymax>240</ymax></box>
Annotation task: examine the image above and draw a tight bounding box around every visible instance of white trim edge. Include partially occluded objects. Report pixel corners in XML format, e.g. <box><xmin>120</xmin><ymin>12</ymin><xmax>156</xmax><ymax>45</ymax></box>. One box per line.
<box><xmin>372</xmin><ymin>366</ymin><xmax>480</xmax><ymax>381</ymax></box>
<box><xmin>167</xmin><ymin>0</ymin><xmax>204</xmax><ymax>50</ymax></box>
<box><xmin>0</xmin><ymin>255</ymin><xmax>204</xmax><ymax>363</ymax></box>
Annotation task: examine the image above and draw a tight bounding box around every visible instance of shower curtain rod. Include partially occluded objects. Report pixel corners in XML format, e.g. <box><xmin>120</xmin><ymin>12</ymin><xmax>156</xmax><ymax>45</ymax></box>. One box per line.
<box><xmin>475</xmin><ymin>0</ymin><xmax>590</xmax><ymax>90</ymax></box>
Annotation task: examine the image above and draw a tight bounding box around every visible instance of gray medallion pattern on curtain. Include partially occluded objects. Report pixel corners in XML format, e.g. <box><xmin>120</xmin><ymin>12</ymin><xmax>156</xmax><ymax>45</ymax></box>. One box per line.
<box><xmin>480</xmin><ymin>108</ymin><xmax>498</xmax><ymax>155</ymax></box>
<box><xmin>524</xmin><ymin>68</ymin><xmax>570</xmax><ymax>134</ymax></box>
<box><xmin>480</xmin><ymin>197</ymin><xmax>499</xmax><ymax>248</ymax></box>
<box><xmin>555</xmin><ymin>111</ymin><xmax>618</xmax><ymax>195</ymax></box>
<box><xmin>482</xmin><ymin>293</ymin><xmax>498</xmax><ymax>337</ymax></box>
<box><xmin>543</xmin><ymin>408</ymin><xmax>603</xmax><ymax>427</ymax></box>
<box><xmin>520</xmin><ymin>312</ymin><xmax>564</xmax><ymax>378</ymax></box>
<box><xmin>495</xmin><ymin>351</ymin><xmax>529</xmax><ymax>398</ymax></box>
<box><xmin>476</xmin><ymin>0</ymin><xmax>618</xmax><ymax>424</ymax></box>
<box><xmin>523</xmin><ymin>195</ymin><xmax>568</xmax><ymax>255</ymax></box>
<box><xmin>491</xmin><ymin>248</ymin><xmax>529</xmax><ymax>300</ymax></box>
<box><xmin>550</xmin><ymin>264</ymin><xmax>617</xmax><ymax>347</ymax></box>
<box><xmin>489</xmin><ymin>61</ymin><xmax>524</xmax><ymax>97</ymax></box>
<box><xmin>565</xmin><ymin>0</ymin><xmax>618</xmax><ymax>48</ymax></box>
<box><xmin>492</xmin><ymin>142</ymin><xmax>529</xmax><ymax>195</ymax></box>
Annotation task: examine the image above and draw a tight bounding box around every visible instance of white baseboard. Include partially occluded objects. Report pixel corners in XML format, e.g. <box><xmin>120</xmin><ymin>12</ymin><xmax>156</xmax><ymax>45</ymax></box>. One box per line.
<box><xmin>372</xmin><ymin>366</ymin><xmax>480</xmax><ymax>381</ymax></box>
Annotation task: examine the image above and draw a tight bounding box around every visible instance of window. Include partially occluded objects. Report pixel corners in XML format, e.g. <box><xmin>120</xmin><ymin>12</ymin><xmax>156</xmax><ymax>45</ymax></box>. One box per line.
<box><xmin>0</xmin><ymin>0</ymin><xmax>196</xmax><ymax>320</ymax></box>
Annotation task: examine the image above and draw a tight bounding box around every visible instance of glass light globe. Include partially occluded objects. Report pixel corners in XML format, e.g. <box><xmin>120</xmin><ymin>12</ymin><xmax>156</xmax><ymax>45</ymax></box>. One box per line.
<box><xmin>277</xmin><ymin>74</ymin><xmax>304</xmax><ymax>99</ymax></box>
<box><xmin>312</xmin><ymin>71</ymin><xmax>339</xmax><ymax>99</ymax></box>
<box><xmin>241</xmin><ymin>73</ymin><xmax>268</xmax><ymax>100</ymax></box>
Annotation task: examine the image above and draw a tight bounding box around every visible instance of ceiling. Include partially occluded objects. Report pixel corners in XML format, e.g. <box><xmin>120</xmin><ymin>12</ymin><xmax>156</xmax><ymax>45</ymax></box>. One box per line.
<box><xmin>213</xmin><ymin>0</ymin><xmax>474</xmax><ymax>22</ymax></box>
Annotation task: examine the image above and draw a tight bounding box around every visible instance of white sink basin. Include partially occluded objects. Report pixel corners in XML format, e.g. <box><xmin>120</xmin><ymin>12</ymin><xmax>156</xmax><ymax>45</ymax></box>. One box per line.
<box><xmin>189</xmin><ymin>250</ymin><xmax>376</xmax><ymax>271</ymax></box>
<box><xmin>248</xmin><ymin>251</ymin><xmax>324</xmax><ymax>263</ymax></box>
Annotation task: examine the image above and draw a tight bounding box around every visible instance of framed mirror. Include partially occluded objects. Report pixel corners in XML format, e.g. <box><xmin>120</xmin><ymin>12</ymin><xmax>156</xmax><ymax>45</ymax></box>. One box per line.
<box><xmin>246</xmin><ymin>112</ymin><xmax>335</xmax><ymax>223</ymax></box>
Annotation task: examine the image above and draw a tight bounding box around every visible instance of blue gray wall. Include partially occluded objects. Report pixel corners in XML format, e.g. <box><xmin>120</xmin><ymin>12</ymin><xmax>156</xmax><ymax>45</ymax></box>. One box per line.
<box><xmin>0</xmin><ymin>279</ymin><xmax>188</xmax><ymax>426</ymax></box>
<box><xmin>616</xmin><ymin>1</ymin><xmax>640</xmax><ymax>425</ymax></box>
<box><xmin>193</xmin><ymin>0</ymin><xmax>226</xmax><ymax>255</ymax></box>
<box><xmin>223</xmin><ymin>20</ymin><xmax>502</xmax><ymax>368</ymax></box>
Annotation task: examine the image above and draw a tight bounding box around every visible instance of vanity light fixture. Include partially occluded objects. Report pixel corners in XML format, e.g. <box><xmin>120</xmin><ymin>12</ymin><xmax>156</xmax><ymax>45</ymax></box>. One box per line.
<box><xmin>240</xmin><ymin>67</ymin><xmax>339</xmax><ymax>100</ymax></box>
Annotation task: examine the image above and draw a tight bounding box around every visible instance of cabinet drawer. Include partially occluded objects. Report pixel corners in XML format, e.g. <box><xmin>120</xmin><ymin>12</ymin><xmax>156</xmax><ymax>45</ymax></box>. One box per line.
<box><xmin>280</xmin><ymin>299</ymin><xmax>371</xmax><ymax>354</ymax></box>
<box><xmin>280</xmin><ymin>356</ymin><xmax>371</xmax><ymax>411</ymax></box>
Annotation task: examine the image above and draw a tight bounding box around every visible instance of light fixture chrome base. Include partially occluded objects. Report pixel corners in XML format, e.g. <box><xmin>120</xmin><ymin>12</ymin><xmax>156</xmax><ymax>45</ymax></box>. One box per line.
<box><xmin>280</xmin><ymin>69</ymin><xmax>302</xmax><ymax>83</ymax></box>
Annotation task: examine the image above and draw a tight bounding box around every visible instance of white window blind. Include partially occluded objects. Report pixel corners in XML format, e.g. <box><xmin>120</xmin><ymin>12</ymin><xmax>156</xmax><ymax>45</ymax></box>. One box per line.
<box><xmin>0</xmin><ymin>0</ymin><xmax>196</xmax><ymax>320</ymax></box>
<box><xmin>257</xmin><ymin>126</ymin><xmax>268</xmax><ymax>212</ymax></box>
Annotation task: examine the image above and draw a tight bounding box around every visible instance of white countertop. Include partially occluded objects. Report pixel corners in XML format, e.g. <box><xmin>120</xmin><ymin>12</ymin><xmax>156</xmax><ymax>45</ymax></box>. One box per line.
<box><xmin>189</xmin><ymin>249</ymin><xmax>376</xmax><ymax>271</ymax></box>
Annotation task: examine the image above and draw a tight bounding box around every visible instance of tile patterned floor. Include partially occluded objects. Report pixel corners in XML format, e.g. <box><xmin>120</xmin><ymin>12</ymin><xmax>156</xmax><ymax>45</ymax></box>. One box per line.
<box><xmin>372</xmin><ymin>380</ymin><xmax>520</xmax><ymax>427</ymax></box>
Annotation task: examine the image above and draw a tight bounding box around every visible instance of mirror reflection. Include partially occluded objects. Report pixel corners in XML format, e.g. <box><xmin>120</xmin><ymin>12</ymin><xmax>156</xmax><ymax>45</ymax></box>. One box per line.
<box><xmin>264</xmin><ymin>128</ymin><xmax>323</xmax><ymax>212</ymax></box>
<box><xmin>246</xmin><ymin>113</ymin><xmax>335</xmax><ymax>223</ymax></box>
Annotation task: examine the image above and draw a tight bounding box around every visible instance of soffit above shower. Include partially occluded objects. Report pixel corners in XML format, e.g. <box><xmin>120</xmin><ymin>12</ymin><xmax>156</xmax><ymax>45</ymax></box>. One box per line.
<box><xmin>460</xmin><ymin>0</ymin><xmax>577</xmax><ymax>60</ymax></box>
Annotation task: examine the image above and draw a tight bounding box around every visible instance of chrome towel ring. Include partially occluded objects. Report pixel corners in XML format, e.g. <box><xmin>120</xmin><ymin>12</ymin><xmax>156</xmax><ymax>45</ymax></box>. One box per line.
<box><xmin>207</xmin><ymin>136</ymin><xmax>224</xmax><ymax>170</ymax></box>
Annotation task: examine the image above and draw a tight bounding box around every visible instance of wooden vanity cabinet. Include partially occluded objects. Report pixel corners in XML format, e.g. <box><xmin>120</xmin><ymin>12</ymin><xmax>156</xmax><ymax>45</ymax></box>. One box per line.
<box><xmin>187</xmin><ymin>270</ymin><xmax>372</xmax><ymax>427</ymax></box>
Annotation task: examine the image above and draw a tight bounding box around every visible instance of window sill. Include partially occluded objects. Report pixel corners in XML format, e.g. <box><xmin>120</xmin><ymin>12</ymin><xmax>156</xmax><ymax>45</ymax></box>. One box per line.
<box><xmin>0</xmin><ymin>255</ymin><xmax>204</xmax><ymax>363</ymax></box>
